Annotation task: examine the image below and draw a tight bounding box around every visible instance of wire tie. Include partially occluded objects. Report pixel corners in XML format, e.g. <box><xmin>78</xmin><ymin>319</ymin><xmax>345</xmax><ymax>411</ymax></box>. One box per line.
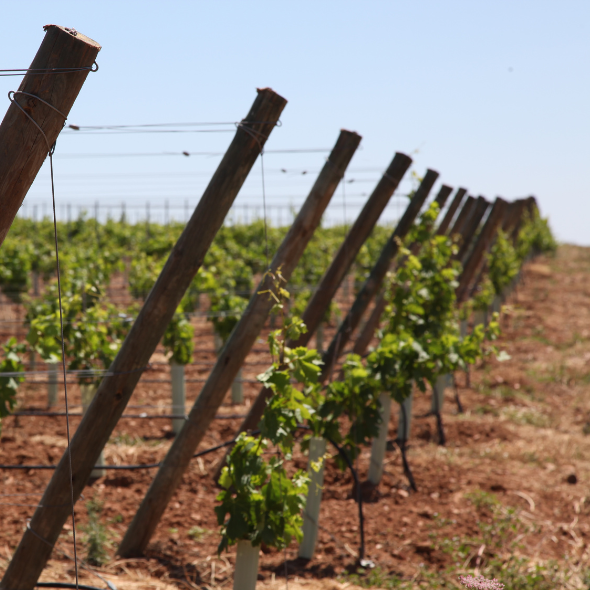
<box><xmin>8</xmin><ymin>91</ymin><xmax>67</xmax><ymax>151</ymax></box>
<box><xmin>26</xmin><ymin>520</ymin><xmax>54</xmax><ymax>548</ymax></box>
<box><xmin>382</xmin><ymin>171</ymin><xmax>398</xmax><ymax>185</ymax></box>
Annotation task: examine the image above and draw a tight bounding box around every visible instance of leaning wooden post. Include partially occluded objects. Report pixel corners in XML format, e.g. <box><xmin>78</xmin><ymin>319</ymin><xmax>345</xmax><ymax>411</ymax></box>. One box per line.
<box><xmin>1</xmin><ymin>88</ymin><xmax>287</xmax><ymax>590</ymax></box>
<box><xmin>455</xmin><ymin>197</ymin><xmax>490</xmax><ymax>263</ymax></box>
<box><xmin>212</xmin><ymin>151</ymin><xmax>413</xmax><ymax>478</ymax></box>
<box><xmin>318</xmin><ymin>170</ymin><xmax>439</xmax><ymax>382</ymax></box>
<box><xmin>448</xmin><ymin>195</ymin><xmax>476</xmax><ymax>239</ymax></box>
<box><xmin>352</xmin><ymin>183</ymin><xmax>453</xmax><ymax>357</ymax></box>
<box><xmin>436</xmin><ymin>188</ymin><xmax>467</xmax><ymax>236</ymax></box>
<box><xmin>117</xmin><ymin>129</ymin><xmax>362</xmax><ymax>558</ymax></box>
<box><xmin>456</xmin><ymin>198</ymin><xmax>509</xmax><ymax>303</ymax></box>
<box><xmin>0</xmin><ymin>26</ymin><xmax>100</xmax><ymax>248</ymax></box>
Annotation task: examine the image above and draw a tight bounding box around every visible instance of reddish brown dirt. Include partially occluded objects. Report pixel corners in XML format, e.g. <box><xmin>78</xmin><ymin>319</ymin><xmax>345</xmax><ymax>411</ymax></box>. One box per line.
<box><xmin>1</xmin><ymin>246</ymin><xmax>590</xmax><ymax>589</ymax></box>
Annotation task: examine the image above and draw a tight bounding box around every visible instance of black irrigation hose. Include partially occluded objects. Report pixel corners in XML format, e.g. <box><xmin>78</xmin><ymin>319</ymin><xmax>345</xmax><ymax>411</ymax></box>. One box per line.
<box><xmin>396</xmin><ymin>438</ymin><xmax>417</xmax><ymax>493</ymax></box>
<box><xmin>6</xmin><ymin>424</ymin><xmax>368</xmax><ymax>564</ymax></box>
<box><xmin>11</xmin><ymin>411</ymin><xmax>246</xmax><ymax>420</ymax></box>
<box><xmin>37</xmin><ymin>584</ymin><xmax>105</xmax><ymax>590</ymax></box>
<box><xmin>434</xmin><ymin>410</ymin><xmax>446</xmax><ymax>446</ymax></box>
<box><xmin>0</xmin><ymin>432</ymin><xmax>261</xmax><ymax>471</ymax></box>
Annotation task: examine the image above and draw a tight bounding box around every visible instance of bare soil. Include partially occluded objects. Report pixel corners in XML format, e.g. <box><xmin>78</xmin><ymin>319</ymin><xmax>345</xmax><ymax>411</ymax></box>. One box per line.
<box><xmin>1</xmin><ymin>245</ymin><xmax>590</xmax><ymax>589</ymax></box>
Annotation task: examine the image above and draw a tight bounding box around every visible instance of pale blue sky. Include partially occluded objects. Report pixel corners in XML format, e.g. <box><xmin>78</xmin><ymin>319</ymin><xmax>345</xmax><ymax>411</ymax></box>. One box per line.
<box><xmin>2</xmin><ymin>1</ymin><xmax>588</xmax><ymax>242</ymax></box>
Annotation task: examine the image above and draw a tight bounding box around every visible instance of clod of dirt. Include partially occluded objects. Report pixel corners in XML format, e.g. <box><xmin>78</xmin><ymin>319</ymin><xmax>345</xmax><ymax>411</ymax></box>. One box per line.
<box><xmin>566</xmin><ymin>473</ymin><xmax>577</xmax><ymax>484</ymax></box>
<box><xmin>352</xmin><ymin>479</ymin><xmax>380</xmax><ymax>503</ymax></box>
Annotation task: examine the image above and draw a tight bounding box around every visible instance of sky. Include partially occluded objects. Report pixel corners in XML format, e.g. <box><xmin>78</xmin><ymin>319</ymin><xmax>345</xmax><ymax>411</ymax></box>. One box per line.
<box><xmin>1</xmin><ymin>1</ymin><xmax>588</xmax><ymax>242</ymax></box>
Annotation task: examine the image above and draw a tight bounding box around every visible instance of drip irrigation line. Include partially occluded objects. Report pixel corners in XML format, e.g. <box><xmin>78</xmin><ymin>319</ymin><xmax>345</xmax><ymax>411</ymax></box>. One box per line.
<box><xmin>0</xmin><ymin>430</ymin><xmax>260</xmax><ymax>471</ymax></box>
<box><xmin>10</xmin><ymin>411</ymin><xmax>247</xmax><ymax>420</ymax></box>
<box><xmin>37</xmin><ymin>584</ymin><xmax>105</xmax><ymax>590</ymax></box>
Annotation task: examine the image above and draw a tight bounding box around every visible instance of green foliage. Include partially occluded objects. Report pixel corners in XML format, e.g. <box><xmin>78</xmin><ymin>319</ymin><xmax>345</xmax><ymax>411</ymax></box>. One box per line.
<box><xmin>471</xmin><ymin>275</ymin><xmax>496</xmax><ymax>311</ymax></box>
<box><xmin>0</xmin><ymin>239</ymin><xmax>32</xmax><ymax>302</ymax></box>
<box><xmin>313</xmin><ymin>354</ymin><xmax>382</xmax><ymax>470</ymax></box>
<box><xmin>26</xmin><ymin>285</ymin><xmax>133</xmax><ymax>384</ymax></box>
<box><xmin>369</xmin><ymin>203</ymin><xmax>499</xmax><ymax>405</ymax></box>
<box><xmin>488</xmin><ymin>229</ymin><xmax>519</xmax><ymax>296</ymax></box>
<box><xmin>163</xmin><ymin>306</ymin><xmax>194</xmax><ymax>365</ymax></box>
<box><xmin>81</xmin><ymin>496</ymin><xmax>109</xmax><ymax>566</ymax></box>
<box><xmin>216</xmin><ymin>270</ymin><xmax>317</xmax><ymax>553</ymax></box>
<box><xmin>516</xmin><ymin>209</ymin><xmax>557</xmax><ymax>261</ymax></box>
<box><xmin>215</xmin><ymin>434</ymin><xmax>308</xmax><ymax>553</ymax></box>
<box><xmin>0</xmin><ymin>338</ymin><xmax>26</xmax><ymax>430</ymax></box>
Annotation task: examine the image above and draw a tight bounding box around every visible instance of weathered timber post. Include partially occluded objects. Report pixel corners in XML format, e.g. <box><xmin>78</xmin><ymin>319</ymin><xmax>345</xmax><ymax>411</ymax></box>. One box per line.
<box><xmin>318</xmin><ymin>170</ymin><xmax>439</xmax><ymax>382</ymax></box>
<box><xmin>456</xmin><ymin>198</ymin><xmax>509</xmax><ymax>303</ymax></box>
<box><xmin>212</xmin><ymin>152</ymin><xmax>413</xmax><ymax>477</ymax></box>
<box><xmin>0</xmin><ymin>26</ymin><xmax>101</xmax><ymax>248</ymax></box>
<box><xmin>1</xmin><ymin>88</ymin><xmax>287</xmax><ymax>590</ymax></box>
<box><xmin>455</xmin><ymin>197</ymin><xmax>490</xmax><ymax>263</ymax></box>
<box><xmin>117</xmin><ymin>129</ymin><xmax>362</xmax><ymax>558</ymax></box>
<box><xmin>436</xmin><ymin>188</ymin><xmax>467</xmax><ymax>236</ymax></box>
<box><xmin>352</xmin><ymin>183</ymin><xmax>453</xmax><ymax>356</ymax></box>
<box><xmin>448</xmin><ymin>195</ymin><xmax>476</xmax><ymax>239</ymax></box>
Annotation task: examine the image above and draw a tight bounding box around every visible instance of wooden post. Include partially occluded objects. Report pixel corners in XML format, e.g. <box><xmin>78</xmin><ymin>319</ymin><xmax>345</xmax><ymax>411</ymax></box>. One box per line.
<box><xmin>212</xmin><ymin>151</ymin><xmax>413</xmax><ymax>477</ymax></box>
<box><xmin>1</xmin><ymin>88</ymin><xmax>287</xmax><ymax>590</ymax></box>
<box><xmin>291</xmin><ymin>152</ymin><xmax>412</xmax><ymax>348</ymax></box>
<box><xmin>0</xmin><ymin>26</ymin><xmax>101</xmax><ymax>248</ymax></box>
<box><xmin>117</xmin><ymin>129</ymin><xmax>362</xmax><ymax>558</ymax></box>
<box><xmin>448</xmin><ymin>195</ymin><xmax>476</xmax><ymax>239</ymax></box>
<box><xmin>436</xmin><ymin>188</ymin><xmax>467</xmax><ymax>236</ymax></box>
<box><xmin>351</xmin><ymin>183</ymin><xmax>453</xmax><ymax>357</ymax></box>
<box><xmin>456</xmin><ymin>198</ymin><xmax>509</xmax><ymax>303</ymax></box>
<box><xmin>455</xmin><ymin>197</ymin><xmax>490</xmax><ymax>263</ymax></box>
<box><xmin>318</xmin><ymin>170</ymin><xmax>439</xmax><ymax>382</ymax></box>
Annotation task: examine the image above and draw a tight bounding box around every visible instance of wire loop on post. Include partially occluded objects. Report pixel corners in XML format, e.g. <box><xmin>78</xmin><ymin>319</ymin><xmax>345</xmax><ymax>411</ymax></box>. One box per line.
<box><xmin>0</xmin><ymin>62</ymin><xmax>99</xmax><ymax>76</ymax></box>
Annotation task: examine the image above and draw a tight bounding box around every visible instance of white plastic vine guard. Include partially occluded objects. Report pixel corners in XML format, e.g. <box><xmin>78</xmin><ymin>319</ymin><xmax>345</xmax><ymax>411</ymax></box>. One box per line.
<box><xmin>368</xmin><ymin>392</ymin><xmax>392</xmax><ymax>485</ymax></box>
<box><xmin>397</xmin><ymin>390</ymin><xmax>414</xmax><ymax>442</ymax></box>
<box><xmin>299</xmin><ymin>437</ymin><xmax>327</xmax><ymax>559</ymax></box>
<box><xmin>233</xmin><ymin>540</ymin><xmax>260</xmax><ymax>590</ymax></box>
<box><xmin>431</xmin><ymin>374</ymin><xmax>449</xmax><ymax>414</ymax></box>
<box><xmin>47</xmin><ymin>361</ymin><xmax>58</xmax><ymax>408</ymax></box>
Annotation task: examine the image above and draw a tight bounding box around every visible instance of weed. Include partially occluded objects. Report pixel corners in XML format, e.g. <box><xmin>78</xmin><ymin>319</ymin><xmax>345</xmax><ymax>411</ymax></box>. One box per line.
<box><xmin>465</xmin><ymin>490</ymin><xmax>499</xmax><ymax>512</ymax></box>
<box><xmin>503</xmin><ymin>407</ymin><xmax>549</xmax><ymax>428</ymax></box>
<box><xmin>81</xmin><ymin>496</ymin><xmax>109</xmax><ymax>566</ymax></box>
<box><xmin>187</xmin><ymin>525</ymin><xmax>210</xmax><ymax>540</ymax></box>
<box><xmin>109</xmin><ymin>432</ymin><xmax>144</xmax><ymax>446</ymax></box>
